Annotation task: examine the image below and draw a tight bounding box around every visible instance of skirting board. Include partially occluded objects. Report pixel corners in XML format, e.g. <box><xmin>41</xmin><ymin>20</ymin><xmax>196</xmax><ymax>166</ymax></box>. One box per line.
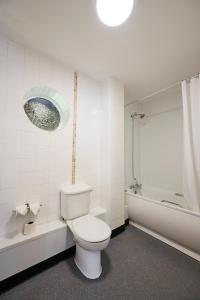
<box><xmin>111</xmin><ymin>219</ymin><xmax>129</xmax><ymax>238</ymax></box>
<box><xmin>0</xmin><ymin>222</ymin><xmax>128</xmax><ymax>293</ymax></box>
<box><xmin>130</xmin><ymin>221</ymin><xmax>200</xmax><ymax>262</ymax></box>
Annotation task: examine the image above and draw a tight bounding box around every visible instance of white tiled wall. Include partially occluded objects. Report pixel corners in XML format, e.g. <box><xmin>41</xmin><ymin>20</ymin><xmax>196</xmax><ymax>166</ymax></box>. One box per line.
<box><xmin>125</xmin><ymin>86</ymin><xmax>183</xmax><ymax>194</ymax></box>
<box><xmin>0</xmin><ymin>34</ymin><xmax>103</xmax><ymax>238</ymax></box>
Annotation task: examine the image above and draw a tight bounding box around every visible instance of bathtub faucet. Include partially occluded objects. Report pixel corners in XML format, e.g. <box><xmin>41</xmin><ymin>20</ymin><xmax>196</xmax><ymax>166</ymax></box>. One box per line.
<box><xmin>129</xmin><ymin>183</ymin><xmax>142</xmax><ymax>190</ymax></box>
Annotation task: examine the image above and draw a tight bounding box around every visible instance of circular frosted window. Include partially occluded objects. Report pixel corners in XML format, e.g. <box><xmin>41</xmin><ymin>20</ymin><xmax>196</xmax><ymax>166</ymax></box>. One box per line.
<box><xmin>23</xmin><ymin>87</ymin><xmax>69</xmax><ymax>131</ymax></box>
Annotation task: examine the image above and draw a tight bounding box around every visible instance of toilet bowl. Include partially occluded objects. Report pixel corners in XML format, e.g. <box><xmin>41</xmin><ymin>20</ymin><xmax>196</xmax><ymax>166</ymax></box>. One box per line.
<box><xmin>60</xmin><ymin>184</ymin><xmax>111</xmax><ymax>279</ymax></box>
<box><xmin>68</xmin><ymin>215</ymin><xmax>111</xmax><ymax>279</ymax></box>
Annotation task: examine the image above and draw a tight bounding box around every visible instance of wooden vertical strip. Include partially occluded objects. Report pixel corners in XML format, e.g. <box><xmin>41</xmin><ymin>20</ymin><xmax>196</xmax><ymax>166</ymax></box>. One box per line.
<box><xmin>71</xmin><ymin>72</ymin><xmax>78</xmax><ymax>185</ymax></box>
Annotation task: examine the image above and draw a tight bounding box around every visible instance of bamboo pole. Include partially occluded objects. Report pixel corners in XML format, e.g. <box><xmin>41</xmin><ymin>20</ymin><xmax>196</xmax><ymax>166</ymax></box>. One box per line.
<box><xmin>71</xmin><ymin>72</ymin><xmax>78</xmax><ymax>185</ymax></box>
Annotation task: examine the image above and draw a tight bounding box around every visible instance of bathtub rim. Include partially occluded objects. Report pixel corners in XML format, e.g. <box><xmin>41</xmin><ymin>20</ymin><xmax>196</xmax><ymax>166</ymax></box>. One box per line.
<box><xmin>125</xmin><ymin>190</ymin><xmax>200</xmax><ymax>218</ymax></box>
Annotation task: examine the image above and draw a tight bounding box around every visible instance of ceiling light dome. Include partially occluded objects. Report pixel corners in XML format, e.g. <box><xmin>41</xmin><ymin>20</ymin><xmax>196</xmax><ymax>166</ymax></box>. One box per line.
<box><xmin>96</xmin><ymin>0</ymin><xmax>134</xmax><ymax>27</ymax></box>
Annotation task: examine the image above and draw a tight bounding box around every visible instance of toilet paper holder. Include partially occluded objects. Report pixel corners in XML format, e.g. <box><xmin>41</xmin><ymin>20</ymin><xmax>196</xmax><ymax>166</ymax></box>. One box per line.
<box><xmin>25</xmin><ymin>202</ymin><xmax>43</xmax><ymax>215</ymax></box>
<box><xmin>15</xmin><ymin>202</ymin><xmax>42</xmax><ymax>216</ymax></box>
<box><xmin>25</xmin><ymin>203</ymin><xmax>30</xmax><ymax>211</ymax></box>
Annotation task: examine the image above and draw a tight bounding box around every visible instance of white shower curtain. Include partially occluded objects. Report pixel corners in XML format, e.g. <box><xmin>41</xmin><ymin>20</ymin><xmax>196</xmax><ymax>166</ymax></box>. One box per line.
<box><xmin>181</xmin><ymin>75</ymin><xmax>200</xmax><ymax>212</ymax></box>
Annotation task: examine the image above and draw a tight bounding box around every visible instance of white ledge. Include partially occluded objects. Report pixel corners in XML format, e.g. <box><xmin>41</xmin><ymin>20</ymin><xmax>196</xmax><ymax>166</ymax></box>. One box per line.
<box><xmin>0</xmin><ymin>207</ymin><xmax>107</xmax><ymax>254</ymax></box>
<box><xmin>0</xmin><ymin>220</ymin><xmax>66</xmax><ymax>254</ymax></box>
<box><xmin>89</xmin><ymin>207</ymin><xmax>107</xmax><ymax>216</ymax></box>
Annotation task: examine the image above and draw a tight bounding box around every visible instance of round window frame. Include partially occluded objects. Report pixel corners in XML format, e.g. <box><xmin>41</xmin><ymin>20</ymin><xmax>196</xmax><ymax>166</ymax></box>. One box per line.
<box><xmin>23</xmin><ymin>86</ymin><xmax>70</xmax><ymax>131</ymax></box>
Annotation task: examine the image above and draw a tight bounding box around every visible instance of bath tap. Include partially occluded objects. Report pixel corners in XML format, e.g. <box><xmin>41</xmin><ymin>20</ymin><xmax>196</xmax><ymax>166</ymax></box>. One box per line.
<box><xmin>129</xmin><ymin>182</ymin><xmax>142</xmax><ymax>190</ymax></box>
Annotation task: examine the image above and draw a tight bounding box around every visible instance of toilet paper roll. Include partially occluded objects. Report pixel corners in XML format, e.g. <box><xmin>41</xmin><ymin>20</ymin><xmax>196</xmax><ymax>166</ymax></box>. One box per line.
<box><xmin>23</xmin><ymin>222</ymin><xmax>35</xmax><ymax>235</ymax></box>
<box><xmin>15</xmin><ymin>204</ymin><xmax>28</xmax><ymax>216</ymax></box>
<box><xmin>30</xmin><ymin>202</ymin><xmax>41</xmax><ymax>216</ymax></box>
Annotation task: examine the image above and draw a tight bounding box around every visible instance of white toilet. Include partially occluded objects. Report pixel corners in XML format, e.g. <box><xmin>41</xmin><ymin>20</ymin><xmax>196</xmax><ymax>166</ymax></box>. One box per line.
<box><xmin>61</xmin><ymin>184</ymin><xmax>111</xmax><ymax>279</ymax></box>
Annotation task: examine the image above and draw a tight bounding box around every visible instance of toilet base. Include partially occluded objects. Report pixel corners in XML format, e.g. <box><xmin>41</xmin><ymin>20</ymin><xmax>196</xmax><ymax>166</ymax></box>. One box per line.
<box><xmin>74</xmin><ymin>243</ymin><xmax>102</xmax><ymax>279</ymax></box>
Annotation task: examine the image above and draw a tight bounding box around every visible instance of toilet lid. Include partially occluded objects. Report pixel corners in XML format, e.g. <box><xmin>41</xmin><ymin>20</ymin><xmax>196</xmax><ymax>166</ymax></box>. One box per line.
<box><xmin>72</xmin><ymin>215</ymin><xmax>111</xmax><ymax>243</ymax></box>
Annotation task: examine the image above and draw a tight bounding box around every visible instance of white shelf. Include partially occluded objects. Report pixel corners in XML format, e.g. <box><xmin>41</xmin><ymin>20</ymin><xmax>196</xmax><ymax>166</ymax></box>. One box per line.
<box><xmin>0</xmin><ymin>220</ymin><xmax>66</xmax><ymax>254</ymax></box>
<box><xmin>89</xmin><ymin>207</ymin><xmax>107</xmax><ymax>216</ymax></box>
<box><xmin>0</xmin><ymin>207</ymin><xmax>107</xmax><ymax>254</ymax></box>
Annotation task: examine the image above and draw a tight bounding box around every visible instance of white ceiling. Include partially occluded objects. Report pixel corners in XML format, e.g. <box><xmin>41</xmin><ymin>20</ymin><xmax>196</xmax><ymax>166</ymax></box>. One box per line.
<box><xmin>0</xmin><ymin>0</ymin><xmax>200</xmax><ymax>104</ymax></box>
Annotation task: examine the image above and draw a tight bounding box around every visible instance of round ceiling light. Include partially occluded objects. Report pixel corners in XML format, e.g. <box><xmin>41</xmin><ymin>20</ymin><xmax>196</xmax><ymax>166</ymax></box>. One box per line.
<box><xmin>96</xmin><ymin>0</ymin><xmax>134</xmax><ymax>27</ymax></box>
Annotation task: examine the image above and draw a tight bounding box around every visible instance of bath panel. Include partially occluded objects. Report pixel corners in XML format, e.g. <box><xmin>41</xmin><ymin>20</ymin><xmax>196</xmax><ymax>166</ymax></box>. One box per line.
<box><xmin>126</xmin><ymin>190</ymin><xmax>200</xmax><ymax>259</ymax></box>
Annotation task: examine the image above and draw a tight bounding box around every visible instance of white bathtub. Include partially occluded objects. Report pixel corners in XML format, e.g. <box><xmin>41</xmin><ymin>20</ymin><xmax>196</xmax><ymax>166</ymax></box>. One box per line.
<box><xmin>126</xmin><ymin>188</ymin><xmax>200</xmax><ymax>261</ymax></box>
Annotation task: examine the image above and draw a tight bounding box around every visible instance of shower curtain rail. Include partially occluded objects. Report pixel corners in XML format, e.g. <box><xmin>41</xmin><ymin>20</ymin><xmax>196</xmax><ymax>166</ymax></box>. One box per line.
<box><xmin>125</xmin><ymin>72</ymin><xmax>200</xmax><ymax>107</ymax></box>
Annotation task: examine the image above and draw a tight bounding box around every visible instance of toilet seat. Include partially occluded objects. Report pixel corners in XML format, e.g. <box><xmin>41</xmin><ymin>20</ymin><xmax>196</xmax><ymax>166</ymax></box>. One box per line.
<box><xmin>72</xmin><ymin>215</ymin><xmax>111</xmax><ymax>243</ymax></box>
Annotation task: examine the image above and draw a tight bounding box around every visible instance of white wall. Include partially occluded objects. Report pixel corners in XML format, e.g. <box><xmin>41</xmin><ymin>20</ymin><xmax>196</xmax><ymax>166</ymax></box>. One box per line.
<box><xmin>0</xmin><ymin>33</ymin><xmax>114</xmax><ymax>239</ymax></box>
<box><xmin>140</xmin><ymin>108</ymin><xmax>183</xmax><ymax>193</ymax></box>
<box><xmin>125</xmin><ymin>86</ymin><xmax>183</xmax><ymax>194</ymax></box>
